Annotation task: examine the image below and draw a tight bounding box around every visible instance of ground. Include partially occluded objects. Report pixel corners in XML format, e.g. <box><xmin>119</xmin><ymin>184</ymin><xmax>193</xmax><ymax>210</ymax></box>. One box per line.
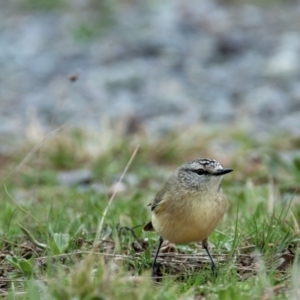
<box><xmin>0</xmin><ymin>127</ymin><xmax>300</xmax><ymax>299</ymax></box>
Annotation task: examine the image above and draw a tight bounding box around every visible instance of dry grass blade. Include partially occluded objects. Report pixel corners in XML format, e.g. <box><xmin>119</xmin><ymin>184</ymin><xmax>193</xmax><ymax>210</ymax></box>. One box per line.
<box><xmin>92</xmin><ymin>145</ymin><xmax>139</xmax><ymax>249</ymax></box>
<box><xmin>0</xmin><ymin>127</ymin><xmax>61</xmax><ymax>186</ymax></box>
<box><xmin>260</xmin><ymin>283</ymin><xmax>288</xmax><ymax>300</ymax></box>
<box><xmin>4</xmin><ymin>185</ymin><xmax>40</xmax><ymax>224</ymax></box>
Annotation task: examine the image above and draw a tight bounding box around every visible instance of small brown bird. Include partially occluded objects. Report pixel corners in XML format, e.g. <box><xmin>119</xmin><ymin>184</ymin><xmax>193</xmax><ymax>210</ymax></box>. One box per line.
<box><xmin>144</xmin><ymin>158</ymin><xmax>233</xmax><ymax>277</ymax></box>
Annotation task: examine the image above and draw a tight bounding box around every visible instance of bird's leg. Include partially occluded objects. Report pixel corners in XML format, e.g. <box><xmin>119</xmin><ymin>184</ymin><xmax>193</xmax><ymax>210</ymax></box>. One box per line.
<box><xmin>152</xmin><ymin>236</ymin><xmax>164</xmax><ymax>278</ymax></box>
<box><xmin>202</xmin><ymin>238</ymin><xmax>218</xmax><ymax>275</ymax></box>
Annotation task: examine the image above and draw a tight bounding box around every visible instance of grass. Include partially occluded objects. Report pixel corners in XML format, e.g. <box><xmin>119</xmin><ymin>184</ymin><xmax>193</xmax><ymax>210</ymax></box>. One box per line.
<box><xmin>0</xmin><ymin>126</ymin><xmax>300</xmax><ymax>299</ymax></box>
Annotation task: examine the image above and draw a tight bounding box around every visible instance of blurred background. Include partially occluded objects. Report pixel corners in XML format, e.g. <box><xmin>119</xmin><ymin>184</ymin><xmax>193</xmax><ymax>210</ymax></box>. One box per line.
<box><xmin>1</xmin><ymin>0</ymin><xmax>300</xmax><ymax>149</ymax></box>
<box><xmin>1</xmin><ymin>2</ymin><xmax>300</xmax><ymax>297</ymax></box>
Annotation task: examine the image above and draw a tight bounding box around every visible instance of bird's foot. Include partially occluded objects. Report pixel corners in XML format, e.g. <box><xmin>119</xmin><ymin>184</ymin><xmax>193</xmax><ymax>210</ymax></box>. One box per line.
<box><xmin>211</xmin><ymin>263</ymin><xmax>218</xmax><ymax>278</ymax></box>
<box><xmin>151</xmin><ymin>263</ymin><xmax>162</xmax><ymax>281</ymax></box>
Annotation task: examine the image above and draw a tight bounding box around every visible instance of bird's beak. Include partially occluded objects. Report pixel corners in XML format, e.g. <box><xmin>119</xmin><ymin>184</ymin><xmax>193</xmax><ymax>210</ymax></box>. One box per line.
<box><xmin>213</xmin><ymin>168</ymin><xmax>233</xmax><ymax>176</ymax></box>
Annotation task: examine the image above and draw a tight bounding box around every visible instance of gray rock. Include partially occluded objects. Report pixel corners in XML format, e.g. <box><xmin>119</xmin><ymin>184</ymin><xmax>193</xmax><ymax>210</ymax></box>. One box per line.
<box><xmin>278</xmin><ymin>112</ymin><xmax>300</xmax><ymax>136</ymax></box>
<box><xmin>1</xmin><ymin>1</ymin><xmax>300</xmax><ymax>142</ymax></box>
<box><xmin>265</xmin><ymin>32</ymin><xmax>300</xmax><ymax>78</ymax></box>
<box><xmin>58</xmin><ymin>169</ymin><xmax>93</xmax><ymax>186</ymax></box>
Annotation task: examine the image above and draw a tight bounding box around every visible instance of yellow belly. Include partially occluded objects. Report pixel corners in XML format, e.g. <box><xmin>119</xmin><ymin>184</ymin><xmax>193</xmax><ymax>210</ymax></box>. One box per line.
<box><xmin>152</xmin><ymin>193</ymin><xmax>227</xmax><ymax>244</ymax></box>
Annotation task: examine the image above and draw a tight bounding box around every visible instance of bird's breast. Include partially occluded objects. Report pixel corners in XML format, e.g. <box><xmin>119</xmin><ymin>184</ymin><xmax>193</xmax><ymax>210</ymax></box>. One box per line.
<box><xmin>152</xmin><ymin>192</ymin><xmax>228</xmax><ymax>244</ymax></box>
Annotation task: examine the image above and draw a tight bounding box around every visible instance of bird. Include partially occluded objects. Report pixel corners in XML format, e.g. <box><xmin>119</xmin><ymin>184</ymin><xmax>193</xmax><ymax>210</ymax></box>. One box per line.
<box><xmin>143</xmin><ymin>158</ymin><xmax>233</xmax><ymax>277</ymax></box>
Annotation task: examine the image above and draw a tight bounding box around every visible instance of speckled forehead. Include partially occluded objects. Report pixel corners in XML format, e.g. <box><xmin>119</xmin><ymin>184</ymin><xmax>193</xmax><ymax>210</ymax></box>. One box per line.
<box><xmin>190</xmin><ymin>159</ymin><xmax>223</xmax><ymax>170</ymax></box>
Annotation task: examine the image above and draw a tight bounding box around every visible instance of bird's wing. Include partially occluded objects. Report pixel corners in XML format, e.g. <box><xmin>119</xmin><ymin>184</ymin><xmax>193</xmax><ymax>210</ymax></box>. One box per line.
<box><xmin>151</xmin><ymin>188</ymin><xmax>166</xmax><ymax>211</ymax></box>
<box><xmin>143</xmin><ymin>221</ymin><xmax>154</xmax><ymax>231</ymax></box>
<box><xmin>143</xmin><ymin>186</ymin><xmax>166</xmax><ymax>231</ymax></box>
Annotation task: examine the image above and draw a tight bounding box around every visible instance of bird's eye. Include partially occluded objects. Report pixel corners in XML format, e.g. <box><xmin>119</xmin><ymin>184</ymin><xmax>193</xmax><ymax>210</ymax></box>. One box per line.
<box><xmin>193</xmin><ymin>169</ymin><xmax>207</xmax><ymax>176</ymax></box>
